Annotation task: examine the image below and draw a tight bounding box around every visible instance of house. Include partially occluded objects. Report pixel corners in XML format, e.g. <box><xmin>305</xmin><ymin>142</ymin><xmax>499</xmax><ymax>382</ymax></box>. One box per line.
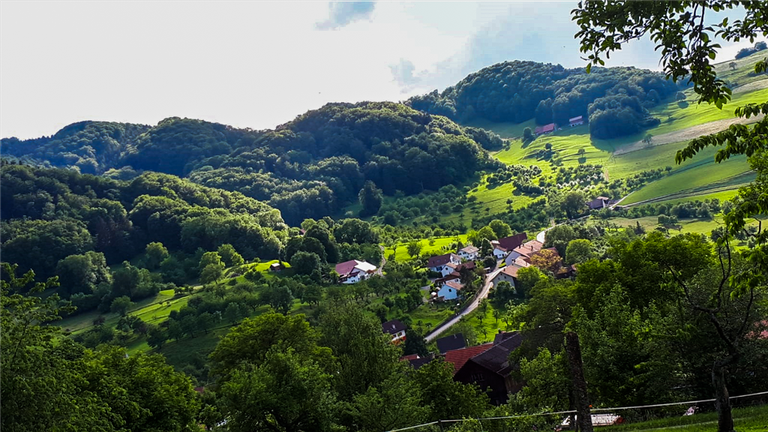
<box><xmin>453</xmin><ymin>332</ymin><xmax>524</xmax><ymax>405</ymax></box>
<box><xmin>427</xmin><ymin>253</ymin><xmax>461</xmax><ymax>274</ymax></box>
<box><xmin>335</xmin><ymin>260</ymin><xmax>378</xmax><ymax>284</ymax></box>
<box><xmin>492</xmin><ymin>233</ymin><xmax>529</xmax><ymax>259</ymax></box>
<box><xmin>534</xmin><ymin>123</ymin><xmax>556</xmax><ymax>136</ymax></box>
<box><xmin>505</xmin><ymin>240</ymin><xmax>543</xmax><ymax>267</ymax></box>
<box><xmin>434</xmin><ymin>272</ymin><xmax>461</xmax><ymax>286</ymax></box>
<box><xmin>444</xmin><ymin>343</ymin><xmax>495</xmax><ymax>373</ymax></box>
<box><xmin>439</xmin><ymin>262</ymin><xmax>460</xmax><ymax>277</ymax></box>
<box><xmin>586</xmin><ymin>196</ymin><xmax>611</xmax><ymax>210</ymax></box>
<box><xmin>269</xmin><ymin>262</ymin><xmax>283</xmax><ymax>272</ymax></box>
<box><xmin>436</xmin><ymin>333</ymin><xmax>466</xmax><ymax>354</ymax></box>
<box><xmin>490</xmin><ymin>265</ymin><xmax>521</xmax><ymax>289</ymax></box>
<box><xmin>400</xmin><ymin>353</ymin><xmax>435</xmax><ymax>370</ymax></box>
<box><xmin>437</xmin><ymin>280</ymin><xmax>464</xmax><ymax>301</ymax></box>
<box><xmin>458</xmin><ymin>245</ymin><xmax>479</xmax><ymax>261</ymax></box>
<box><xmin>382</xmin><ymin>319</ymin><xmax>407</xmax><ymax>343</ymax></box>
<box><xmin>569</xmin><ymin>115</ymin><xmax>585</xmax><ymax>127</ymax></box>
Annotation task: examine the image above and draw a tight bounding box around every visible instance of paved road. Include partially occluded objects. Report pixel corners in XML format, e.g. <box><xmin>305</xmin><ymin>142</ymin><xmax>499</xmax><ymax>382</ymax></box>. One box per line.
<box><xmin>425</xmin><ymin>261</ymin><xmax>503</xmax><ymax>343</ymax></box>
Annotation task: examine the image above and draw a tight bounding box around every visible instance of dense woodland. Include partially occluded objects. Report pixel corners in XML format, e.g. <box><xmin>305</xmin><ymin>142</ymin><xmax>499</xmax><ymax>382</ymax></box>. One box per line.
<box><xmin>1</xmin><ymin>103</ymin><xmax>501</xmax><ymax>225</ymax></box>
<box><xmin>407</xmin><ymin>61</ymin><xmax>683</xmax><ymax>138</ymax></box>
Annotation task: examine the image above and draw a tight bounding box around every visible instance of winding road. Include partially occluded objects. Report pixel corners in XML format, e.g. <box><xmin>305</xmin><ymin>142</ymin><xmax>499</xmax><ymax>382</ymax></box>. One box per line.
<box><xmin>424</xmin><ymin>261</ymin><xmax>503</xmax><ymax>343</ymax></box>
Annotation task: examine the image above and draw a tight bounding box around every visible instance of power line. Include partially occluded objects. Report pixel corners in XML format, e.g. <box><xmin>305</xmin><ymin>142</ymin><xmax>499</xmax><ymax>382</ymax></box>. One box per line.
<box><xmin>385</xmin><ymin>390</ymin><xmax>768</xmax><ymax>432</ymax></box>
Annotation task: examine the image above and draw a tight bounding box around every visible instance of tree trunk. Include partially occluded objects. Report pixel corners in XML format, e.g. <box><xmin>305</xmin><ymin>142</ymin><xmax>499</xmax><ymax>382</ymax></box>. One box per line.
<box><xmin>713</xmin><ymin>360</ymin><xmax>735</xmax><ymax>432</ymax></box>
<box><xmin>565</xmin><ymin>332</ymin><xmax>593</xmax><ymax>432</ymax></box>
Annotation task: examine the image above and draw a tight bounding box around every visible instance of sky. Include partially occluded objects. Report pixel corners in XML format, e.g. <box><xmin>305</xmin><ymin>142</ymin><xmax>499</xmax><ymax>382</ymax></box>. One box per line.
<box><xmin>0</xmin><ymin>1</ymin><xmax>761</xmax><ymax>139</ymax></box>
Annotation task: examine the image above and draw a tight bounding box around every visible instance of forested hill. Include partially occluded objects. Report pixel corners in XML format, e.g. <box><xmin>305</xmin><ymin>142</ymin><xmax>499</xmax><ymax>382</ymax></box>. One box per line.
<box><xmin>407</xmin><ymin>60</ymin><xmax>684</xmax><ymax>139</ymax></box>
<box><xmin>0</xmin><ymin>163</ymin><xmax>286</xmax><ymax>281</ymax></box>
<box><xmin>2</xmin><ymin>102</ymin><xmax>502</xmax><ymax>225</ymax></box>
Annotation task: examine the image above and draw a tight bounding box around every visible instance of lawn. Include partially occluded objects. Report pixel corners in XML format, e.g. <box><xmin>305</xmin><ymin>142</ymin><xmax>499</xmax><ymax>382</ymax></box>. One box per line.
<box><xmin>600</xmin><ymin>404</ymin><xmax>768</xmax><ymax>432</ymax></box>
<box><xmin>384</xmin><ymin>235</ymin><xmax>468</xmax><ymax>262</ymax></box>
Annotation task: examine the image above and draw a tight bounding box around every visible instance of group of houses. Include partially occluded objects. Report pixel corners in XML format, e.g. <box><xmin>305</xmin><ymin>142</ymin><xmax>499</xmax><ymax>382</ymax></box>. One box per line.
<box><xmin>426</xmin><ymin>245</ymin><xmax>480</xmax><ymax>301</ymax></box>
<box><xmin>489</xmin><ymin>232</ymin><xmax>573</xmax><ymax>289</ymax></box>
<box><xmin>534</xmin><ymin>116</ymin><xmax>585</xmax><ymax>137</ymax></box>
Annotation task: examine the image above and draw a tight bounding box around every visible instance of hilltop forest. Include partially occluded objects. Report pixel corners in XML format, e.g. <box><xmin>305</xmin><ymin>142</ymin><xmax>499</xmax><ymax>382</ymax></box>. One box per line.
<box><xmin>407</xmin><ymin>61</ymin><xmax>683</xmax><ymax>138</ymax></box>
<box><xmin>1</xmin><ymin>103</ymin><xmax>501</xmax><ymax>225</ymax></box>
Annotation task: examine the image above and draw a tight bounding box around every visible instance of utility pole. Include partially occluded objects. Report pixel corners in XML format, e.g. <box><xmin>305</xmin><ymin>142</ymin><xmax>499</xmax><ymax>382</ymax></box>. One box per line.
<box><xmin>565</xmin><ymin>331</ymin><xmax>593</xmax><ymax>432</ymax></box>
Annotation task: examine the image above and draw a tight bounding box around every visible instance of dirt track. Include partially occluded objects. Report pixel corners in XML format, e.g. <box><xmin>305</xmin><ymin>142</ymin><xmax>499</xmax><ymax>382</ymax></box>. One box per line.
<box><xmin>614</xmin><ymin>114</ymin><xmax>764</xmax><ymax>155</ymax></box>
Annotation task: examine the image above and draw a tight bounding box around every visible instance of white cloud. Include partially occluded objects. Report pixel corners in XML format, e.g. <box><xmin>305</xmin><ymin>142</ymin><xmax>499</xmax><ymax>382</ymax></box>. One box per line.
<box><xmin>316</xmin><ymin>2</ymin><xmax>376</xmax><ymax>30</ymax></box>
<box><xmin>0</xmin><ymin>1</ymin><xmax>758</xmax><ymax>140</ymax></box>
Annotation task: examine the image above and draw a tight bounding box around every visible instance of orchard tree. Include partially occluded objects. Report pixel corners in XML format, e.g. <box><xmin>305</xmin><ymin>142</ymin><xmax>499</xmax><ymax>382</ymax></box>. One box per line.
<box><xmin>110</xmin><ymin>296</ymin><xmax>133</xmax><ymax>316</ymax></box>
<box><xmin>489</xmin><ymin>219</ymin><xmax>513</xmax><ymax>239</ymax></box>
<box><xmin>406</xmin><ymin>241</ymin><xmax>422</xmax><ymax>259</ymax></box>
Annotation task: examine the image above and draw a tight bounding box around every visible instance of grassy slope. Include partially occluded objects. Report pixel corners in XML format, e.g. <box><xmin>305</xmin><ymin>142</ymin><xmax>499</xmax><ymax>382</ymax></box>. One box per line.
<box><xmin>384</xmin><ymin>235</ymin><xmax>468</xmax><ymax>262</ymax></box>
<box><xmin>621</xmin><ymin>157</ymin><xmax>753</xmax><ymax>204</ymax></box>
<box><xmin>601</xmin><ymin>404</ymin><xmax>768</xmax><ymax>432</ymax></box>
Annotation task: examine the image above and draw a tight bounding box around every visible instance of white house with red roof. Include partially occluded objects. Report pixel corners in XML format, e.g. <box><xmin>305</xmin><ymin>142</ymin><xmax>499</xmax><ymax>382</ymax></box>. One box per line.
<box><xmin>335</xmin><ymin>260</ymin><xmax>378</xmax><ymax>284</ymax></box>
<box><xmin>569</xmin><ymin>115</ymin><xmax>585</xmax><ymax>127</ymax></box>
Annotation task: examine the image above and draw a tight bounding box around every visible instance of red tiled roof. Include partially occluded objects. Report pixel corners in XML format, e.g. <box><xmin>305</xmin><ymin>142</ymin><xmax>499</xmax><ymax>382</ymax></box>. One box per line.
<box><xmin>444</xmin><ymin>343</ymin><xmax>493</xmax><ymax>373</ymax></box>
<box><xmin>400</xmin><ymin>354</ymin><xmax>419</xmax><ymax>361</ymax></box>
<box><xmin>513</xmin><ymin>240</ymin><xmax>543</xmax><ymax>258</ymax></box>
<box><xmin>335</xmin><ymin>260</ymin><xmax>358</xmax><ymax>277</ymax></box>
<box><xmin>535</xmin><ymin>123</ymin><xmax>556</xmax><ymax>134</ymax></box>
<box><xmin>499</xmin><ymin>265</ymin><xmax>521</xmax><ymax>278</ymax></box>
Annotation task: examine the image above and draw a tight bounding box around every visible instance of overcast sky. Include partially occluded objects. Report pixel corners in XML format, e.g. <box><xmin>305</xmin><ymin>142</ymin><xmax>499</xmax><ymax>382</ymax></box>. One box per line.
<box><xmin>0</xmin><ymin>1</ymin><xmax>759</xmax><ymax>139</ymax></box>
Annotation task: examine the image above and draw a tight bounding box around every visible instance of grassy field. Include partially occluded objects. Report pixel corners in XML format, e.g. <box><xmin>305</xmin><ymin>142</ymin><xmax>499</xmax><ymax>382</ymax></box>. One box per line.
<box><xmin>384</xmin><ymin>235</ymin><xmax>468</xmax><ymax>262</ymax></box>
<box><xmin>621</xmin><ymin>160</ymin><xmax>753</xmax><ymax>205</ymax></box>
<box><xmin>601</xmin><ymin>404</ymin><xmax>768</xmax><ymax>432</ymax></box>
<box><xmin>603</xmin><ymin>216</ymin><xmax>726</xmax><ymax>236</ymax></box>
<box><xmin>58</xmin><ymin>288</ymin><xmax>185</xmax><ymax>334</ymax></box>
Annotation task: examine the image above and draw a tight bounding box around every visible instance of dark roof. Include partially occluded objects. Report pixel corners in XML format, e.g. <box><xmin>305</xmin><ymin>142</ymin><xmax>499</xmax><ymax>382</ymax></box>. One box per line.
<box><xmin>436</xmin><ymin>333</ymin><xmax>467</xmax><ymax>354</ymax></box>
<box><xmin>586</xmin><ymin>197</ymin><xmax>610</xmax><ymax>210</ymax></box>
<box><xmin>427</xmin><ymin>253</ymin><xmax>458</xmax><ymax>268</ymax></box>
<box><xmin>496</xmin><ymin>233</ymin><xmax>528</xmax><ymax>252</ymax></box>
<box><xmin>468</xmin><ymin>332</ymin><xmax>523</xmax><ymax>377</ymax></box>
<box><xmin>444</xmin><ymin>343</ymin><xmax>493</xmax><ymax>373</ymax></box>
<box><xmin>381</xmin><ymin>319</ymin><xmax>406</xmax><ymax>335</ymax></box>
<box><xmin>409</xmin><ymin>355</ymin><xmax>435</xmax><ymax>370</ymax></box>
<box><xmin>458</xmin><ymin>261</ymin><xmax>476</xmax><ymax>271</ymax></box>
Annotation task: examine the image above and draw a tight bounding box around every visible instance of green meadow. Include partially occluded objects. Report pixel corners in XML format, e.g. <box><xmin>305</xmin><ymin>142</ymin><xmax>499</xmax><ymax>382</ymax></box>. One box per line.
<box><xmin>384</xmin><ymin>235</ymin><xmax>468</xmax><ymax>262</ymax></box>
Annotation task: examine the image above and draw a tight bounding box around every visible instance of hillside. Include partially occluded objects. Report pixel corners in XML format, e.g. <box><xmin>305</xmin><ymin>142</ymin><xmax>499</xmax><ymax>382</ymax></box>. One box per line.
<box><xmin>407</xmin><ymin>61</ymin><xmax>683</xmax><ymax>139</ymax></box>
<box><xmin>1</xmin><ymin>103</ymin><xmax>502</xmax><ymax>225</ymax></box>
<box><xmin>390</xmin><ymin>53</ymin><xmax>765</xmax><ymax>234</ymax></box>
<box><xmin>0</xmin><ymin>163</ymin><xmax>286</xmax><ymax>281</ymax></box>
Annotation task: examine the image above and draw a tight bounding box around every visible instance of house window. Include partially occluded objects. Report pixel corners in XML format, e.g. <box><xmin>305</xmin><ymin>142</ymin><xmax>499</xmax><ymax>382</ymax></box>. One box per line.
<box><xmin>471</xmin><ymin>373</ymin><xmax>485</xmax><ymax>382</ymax></box>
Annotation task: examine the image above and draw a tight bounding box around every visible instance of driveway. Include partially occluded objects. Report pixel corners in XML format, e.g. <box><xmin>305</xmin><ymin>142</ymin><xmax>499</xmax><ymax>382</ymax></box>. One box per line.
<box><xmin>425</xmin><ymin>260</ymin><xmax>503</xmax><ymax>343</ymax></box>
